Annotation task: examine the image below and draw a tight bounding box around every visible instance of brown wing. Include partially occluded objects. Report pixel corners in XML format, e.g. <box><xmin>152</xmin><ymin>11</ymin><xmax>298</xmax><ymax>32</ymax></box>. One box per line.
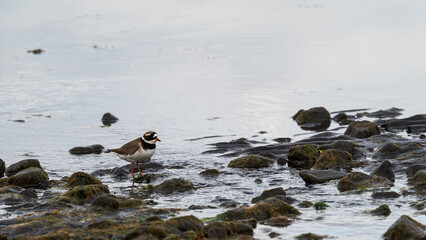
<box><xmin>106</xmin><ymin>138</ymin><xmax>141</xmax><ymax>156</ymax></box>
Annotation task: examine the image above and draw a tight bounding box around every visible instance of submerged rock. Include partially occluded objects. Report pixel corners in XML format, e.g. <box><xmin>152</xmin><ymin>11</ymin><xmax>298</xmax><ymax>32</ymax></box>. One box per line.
<box><xmin>199</xmin><ymin>169</ymin><xmax>220</xmax><ymax>177</ymax></box>
<box><xmin>311</xmin><ymin>149</ymin><xmax>353</xmax><ymax>170</ymax></box>
<box><xmin>368</xmin><ymin>204</ymin><xmax>391</xmax><ymax>216</ymax></box>
<box><xmin>5</xmin><ymin>159</ymin><xmax>42</xmax><ymax>177</ymax></box>
<box><xmin>67</xmin><ymin>172</ymin><xmax>102</xmax><ymax>188</ymax></box>
<box><xmin>228</xmin><ymin>154</ymin><xmax>274</xmax><ymax>168</ymax></box>
<box><xmin>155</xmin><ymin>178</ymin><xmax>194</xmax><ymax>194</ymax></box>
<box><xmin>293</xmin><ymin>107</ymin><xmax>331</xmax><ymax>131</ymax></box>
<box><xmin>383</xmin><ymin>215</ymin><xmax>426</xmax><ymax>240</ymax></box>
<box><xmin>251</xmin><ymin>187</ymin><xmax>286</xmax><ymax>203</ymax></box>
<box><xmin>299</xmin><ymin>169</ymin><xmax>347</xmax><ymax>185</ymax></box>
<box><xmin>370</xmin><ymin>160</ymin><xmax>395</xmax><ymax>182</ymax></box>
<box><xmin>0</xmin><ymin>167</ymin><xmax>49</xmax><ymax>188</ymax></box>
<box><xmin>377</xmin><ymin>114</ymin><xmax>426</xmax><ymax>134</ymax></box>
<box><xmin>337</xmin><ymin>172</ymin><xmax>393</xmax><ymax>192</ymax></box>
<box><xmin>408</xmin><ymin>170</ymin><xmax>426</xmax><ymax>194</ymax></box>
<box><xmin>344</xmin><ymin>121</ymin><xmax>381</xmax><ymax>138</ymax></box>
<box><xmin>64</xmin><ymin>184</ymin><xmax>110</xmax><ymax>203</ymax></box>
<box><xmin>69</xmin><ymin>144</ymin><xmax>104</xmax><ymax>155</ymax></box>
<box><xmin>366</xmin><ymin>108</ymin><xmax>403</xmax><ymax>119</ymax></box>
<box><xmin>287</xmin><ymin>144</ymin><xmax>320</xmax><ymax>169</ymax></box>
<box><xmin>0</xmin><ymin>159</ymin><xmax>5</xmax><ymax>178</ymax></box>
<box><xmin>101</xmin><ymin>112</ymin><xmax>119</xmax><ymax>126</ymax></box>
<box><xmin>296</xmin><ymin>233</ymin><xmax>328</xmax><ymax>240</ymax></box>
<box><xmin>372</xmin><ymin>191</ymin><xmax>400</xmax><ymax>199</ymax></box>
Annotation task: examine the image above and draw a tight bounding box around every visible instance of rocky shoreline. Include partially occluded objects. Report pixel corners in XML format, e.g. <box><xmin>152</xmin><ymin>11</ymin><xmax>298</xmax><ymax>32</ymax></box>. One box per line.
<box><xmin>0</xmin><ymin>107</ymin><xmax>425</xmax><ymax>239</ymax></box>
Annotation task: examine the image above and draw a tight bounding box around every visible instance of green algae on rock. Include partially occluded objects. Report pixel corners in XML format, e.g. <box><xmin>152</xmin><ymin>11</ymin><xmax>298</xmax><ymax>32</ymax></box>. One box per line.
<box><xmin>155</xmin><ymin>178</ymin><xmax>194</xmax><ymax>194</ymax></box>
<box><xmin>344</xmin><ymin>121</ymin><xmax>380</xmax><ymax>138</ymax></box>
<box><xmin>67</xmin><ymin>172</ymin><xmax>102</xmax><ymax>188</ymax></box>
<box><xmin>383</xmin><ymin>215</ymin><xmax>426</xmax><ymax>240</ymax></box>
<box><xmin>313</xmin><ymin>202</ymin><xmax>329</xmax><ymax>210</ymax></box>
<box><xmin>64</xmin><ymin>184</ymin><xmax>110</xmax><ymax>203</ymax></box>
<box><xmin>367</xmin><ymin>204</ymin><xmax>391</xmax><ymax>216</ymax></box>
<box><xmin>202</xmin><ymin>221</ymin><xmax>254</xmax><ymax>238</ymax></box>
<box><xmin>165</xmin><ymin>215</ymin><xmax>204</xmax><ymax>233</ymax></box>
<box><xmin>312</xmin><ymin>149</ymin><xmax>353</xmax><ymax>170</ymax></box>
<box><xmin>293</xmin><ymin>107</ymin><xmax>331</xmax><ymax>131</ymax></box>
<box><xmin>228</xmin><ymin>154</ymin><xmax>274</xmax><ymax>168</ymax></box>
<box><xmin>288</xmin><ymin>144</ymin><xmax>320</xmax><ymax>169</ymax></box>
<box><xmin>337</xmin><ymin>172</ymin><xmax>393</xmax><ymax>192</ymax></box>
<box><xmin>5</xmin><ymin>159</ymin><xmax>42</xmax><ymax>177</ymax></box>
<box><xmin>0</xmin><ymin>167</ymin><xmax>49</xmax><ymax>188</ymax></box>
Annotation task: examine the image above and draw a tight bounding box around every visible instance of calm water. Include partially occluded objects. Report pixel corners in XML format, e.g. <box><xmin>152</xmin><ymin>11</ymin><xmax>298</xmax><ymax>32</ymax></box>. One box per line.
<box><xmin>1</xmin><ymin>1</ymin><xmax>426</xmax><ymax>239</ymax></box>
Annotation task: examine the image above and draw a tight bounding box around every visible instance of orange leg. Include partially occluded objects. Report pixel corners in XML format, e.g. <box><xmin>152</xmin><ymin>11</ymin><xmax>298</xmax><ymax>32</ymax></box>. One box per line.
<box><xmin>130</xmin><ymin>163</ymin><xmax>136</xmax><ymax>179</ymax></box>
<box><xmin>136</xmin><ymin>162</ymin><xmax>143</xmax><ymax>176</ymax></box>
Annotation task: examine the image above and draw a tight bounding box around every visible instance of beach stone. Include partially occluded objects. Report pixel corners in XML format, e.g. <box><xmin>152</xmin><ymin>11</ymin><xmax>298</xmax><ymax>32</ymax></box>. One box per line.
<box><xmin>312</xmin><ymin>149</ymin><xmax>353</xmax><ymax>170</ymax></box>
<box><xmin>344</xmin><ymin>121</ymin><xmax>380</xmax><ymax>138</ymax></box>
<box><xmin>101</xmin><ymin>112</ymin><xmax>119</xmax><ymax>126</ymax></box>
<box><xmin>319</xmin><ymin>141</ymin><xmax>357</xmax><ymax>156</ymax></box>
<box><xmin>64</xmin><ymin>184</ymin><xmax>110</xmax><ymax>203</ymax></box>
<box><xmin>383</xmin><ymin>215</ymin><xmax>426</xmax><ymax>240</ymax></box>
<box><xmin>293</xmin><ymin>107</ymin><xmax>331</xmax><ymax>131</ymax></box>
<box><xmin>155</xmin><ymin>178</ymin><xmax>194</xmax><ymax>194</ymax></box>
<box><xmin>92</xmin><ymin>195</ymin><xmax>119</xmax><ymax>210</ymax></box>
<box><xmin>5</xmin><ymin>159</ymin><xmax>42</xmax><ymax>177</ymax></box>
<box><xmin>69</xmin><ymin>144</ymin><xmax>104</xmax><ymax>155</ymax></box>
<box><xmin>377</xmin><ymin>114</ymin><xmax>426</xmax><ymax>134</ymax></box>
<box><xmin>276</xmin><ymin>157</ymin><xmax>287</xmax><ymax>165</ymax></box>
<box><xmin>199</xmin><ymin>169</ymin><xmax>220</xmax><ymax>177</ymax></box>
<box><xmin>366</xmin><ymin>108</ymin><xmax>403</xmax><ymax>119</ymax></box>
<box><xmin>372</xmin><ymin>142</ymin><xmax>401</xmax><ymax>159</ymax></box>
<box><xmin>337</xmin><ymin>172</ymin><xmax>393</xmax><ymax>192</ymax></box>
<box><xmin>20</xmin><ymin>189</ymin><xmax>38</xmax><ymax>200</ymax></box>
<box><xmin>165</xmin><ymin>215</ymin><xmax>204</xmax><ymax>232</ymax></box>
<box><xmin>67</xmin><ymin>172</ymin><xmax>102</xmax><ymax>188</ymax></box>
<box><xmin>299</xmin><ymin>169</ymin><xmax>347</xmax><ymax>185</ymax></box>
<box><xmin>371</xmin><ymin>160</ymin><xmax>395</xmax><ymax>182</ymax></box>
<box><xmin>298</xmin><ymin>201</ymin><xmax>313</xmax><ymax>208</ymax></box>
<box><xmin>202</xmin><ymin>221</ymin><xmax>253</xmax><ymax>239</ymax></box>
<box><xmin>369</xmin><ymin>204</ymin><xmax>391</xmax><ymax>216</ymax></box>
<box><xmin>87</xmin><ymin>220</ymin><xmax>115</xmax><ymax>229</ymax></box>
<box><xmin>125</xmin><ymin>226</ymin><xmax>170</xmax><ymax>240</ymax></box>
<box><xmin>406</xmin><ymin>164</ymin><xmax>426</xmax><ymax>178</ymax></box>
<box><xmin>223</xmin><ymin>197</ymin><xmax>300</xmax><ymax>221</ymax></box>
<box><xmin>251</xmin><ymin>187</ymin><xmax>286</xmax><ymax>203</ymax></box>
<box><xmin>228</xmin><ymin>154</ymin><xmax>274</xmax><ymax>168</ymax></box>
<box><xmin>263</xmin><ymin>216</ymin><xmax>293</xmax><ymax>227</ymax></box>
<box><xmin>408</xmin><ymin>170</ymin><xmax>426</xmax><ymax>194</ymax></box>
<box><xmin>0</xmin><ymin>159</ymin><xmax>5</xmax><ymax>178</ymax></box>
<box><xmin>287</xmin><ymin>144</ymin><xmax>320</xmax><ymax>169</ymax></box>
<box><xmin>0</xmin><ymin>167</ymin><xmax>49</xmax><ymax>188</ymax></box>
<box><xmin>296</xmin><ymin>233</ymin><xmax>328</xmax><ymax>240</ymax></box>
<box><xmin>372</xmin><ymin>191</ymin><xmax>400</xmax><ymax>199</ymax></box>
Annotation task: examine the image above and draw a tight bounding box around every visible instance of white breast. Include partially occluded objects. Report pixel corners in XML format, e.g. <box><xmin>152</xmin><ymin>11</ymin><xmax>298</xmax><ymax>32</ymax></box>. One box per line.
<box><xmin>115</xmin><ymin>148</ymin><xmax>156</xmax><ymax>163</ymax></box>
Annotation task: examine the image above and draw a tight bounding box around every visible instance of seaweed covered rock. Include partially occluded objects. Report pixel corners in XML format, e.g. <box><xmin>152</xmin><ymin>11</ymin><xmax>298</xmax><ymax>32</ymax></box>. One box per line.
<box><xmin>92</xmin><ymin>195</ymin><xmax>119</xmax><ymax>210</ymax></box>
<box><xmin>0</xmin><ymin>159</ymin><xmax>5</xmax><ymax>178</ymax></box>
<box><xmin>0</xmin><ymin>167</ymin><xmax>49</xmax><ymax>188</ymax></box>
<box><xmin>408</xmin><ymin>170</ymin><xmax>426</xmax><ymax>194</ymax></box>
<box><xmin>372</xmin><ymin>142</ymin><xmax>401</xmax><ymax>160</ymax></box>
<box><xmin>5</xmin><ymin>159</ymin><xmax>42</xmax><ymax>177</ymax></box>
<box><xmin>288</xmin><ymin>144</ymin><xmax>320</xmax><ymax>169</ymax></box>
<box><xmin>296</xmin><ymin>233</ymin><xmax>328</xmax><ymax>240</ymax></box>
<box><xmin>64</xmin><ymin>184</ymin><xmax>110</xmax><ymax>203</ymax></box>
<box><xmin>344</xmin><ymin>121</ymin><xmax>380</xmax><ymax>138</ymax></box>
<box><xmin>69</xmin><ymin>144</ymin><xmax>104</xmax><ymax>155</ymax></box>
<box><xmin>383</xmin><ymin>215</ymin><xmax>425</xmax><ymax>240</ymax></box>
<box><xmin>165</xmin><ymin>215</ymin><xmax>204</xmax><ymax>232</ymax></box>
<box><xmin>67</xmin><ymin>172</ymin><xmax>102</xmax><ymax>188</ymax></box>
<box><xmin>199</xmin><ymin>169</ymin><xmax>221</xmax><ymax>177</ymax></box>
<box><xmin>228</xmin><ymin>154</ymin><xmax>274</xmax><ymax>169</ymax></box>
<box><xmin>299</xmin><ymin>169</ymin><xmax>347</xmax><ymax>185</ymax></box>
<box><xmin>370</xmin><ymin>160</ymin><xmax>395</xmax><ymax>182</ymax></box>
<box><xmin>319</xmin><ymin>141</ymin><xmax>358</xmax><ymax>156</ymax></box>
<box><xmin>251</xmin><ymin>187</ymin><xmax>286</xmax><ymax>203</ymax></box>
<box><xmin>222</xmin><ymin>197</ymin><xmax>300</xmax><ymax>221</ymax></box>
<box><xmin>202</xmin><ymin>221</ymin><xmax>253</xmax><ymax>238</ymax></box>
<box><xmin>312</xmin><ymin>149</ymin><xmax>353</xmax><ymax>170</ymax></box>
<box><xmin>263</xmin><ymin>216</ymin><xmax>293</xmax><ymax>227</ymax></box>
<box><xmin>293</xmin><ymin>107</ymin><xmax>331</xmax><ymax>131</ymax></box>
<box><xmin>155</xmin><ymin>178</ymin><xmax>194</xmax><ymax>194</ymax></box>
<box><xmin>406</xmin><ymin>164</ymin><xmax>426</xmax><ymax>178</ymax></box>
<box><xmin>101</xmin><ymin>112</ymin><xmax>119</xmax><ymax>126</ymax></box>
<box><xmin>368</xmin><ymin>204</ymin><xmax>391</xmax><ymax>216</ymax></box>
<box><xmin>337</xmin><ymin>172</ymin><xmax>393</xmax><ymax>192</ymax></box>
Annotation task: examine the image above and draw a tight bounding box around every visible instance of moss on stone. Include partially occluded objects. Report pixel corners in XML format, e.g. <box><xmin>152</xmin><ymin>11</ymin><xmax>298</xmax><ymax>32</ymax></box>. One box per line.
<box><xmin>64</xmin><ymin>184</ymin><xmax>109</xmax><ymax>203</ymax></box>
<box><xmin>67</xmin><ymin>172</ymin><xmax>101</xmax><ymax>188</ymax></box>
<box><xmin>313</xmin><ymin>202</ymin><xmax>329</xmax><ymax>210</ymax></box>
<box><xmin>228</xmin><ymin>154</ymin><xmax>274</xmax><ymax>168</ymax></box>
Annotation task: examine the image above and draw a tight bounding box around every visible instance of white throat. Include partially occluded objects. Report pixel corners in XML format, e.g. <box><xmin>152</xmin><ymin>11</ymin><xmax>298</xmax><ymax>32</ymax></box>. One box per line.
<box><xmin>142</xmin><ymin>136</ymin><xmax>156</xmax><ymax>145</ymax></box>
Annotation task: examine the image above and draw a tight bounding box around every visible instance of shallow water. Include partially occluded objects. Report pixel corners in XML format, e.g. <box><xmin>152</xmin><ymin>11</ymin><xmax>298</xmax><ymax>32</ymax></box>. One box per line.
<box><xmin>1</xmin><ymin>0</ymin><xmax>426</xmax><ymax>239</ymax></box>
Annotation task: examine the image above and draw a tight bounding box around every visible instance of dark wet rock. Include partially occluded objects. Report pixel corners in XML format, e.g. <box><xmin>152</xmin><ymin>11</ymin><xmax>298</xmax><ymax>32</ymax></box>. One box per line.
<box><xmin>0</xmin><ymin>185</ymin><xmax>24</xmax><ymax>194</ymax></box>
<box><xmin>254</xmin><ymin>178</ymin><xmax>262</xmax><ymax>184</ymax></box>
<box><xmin>92</xmin><ymin>195</ymin><xmax>119</xmax><ymax>210</ymax></box>
<box><xmin>368</xmin><ymin>204</ymin><xmax>391</xmax><ymax>216</ymax></box>
<box><xmin>293</xmin><ymin>107</ymin><xmax>331</xmax><ymax>131</ymax></box>
<box><xmin>406</xmin><ymin>164</ymin><xmax>426</xmax><ymax>178</ymax></box>
<box><xmin>298</xmin><ymin>201</ymin><xmax>313</xmax><ymax>208</ymax></box>
<box><xmin>372</xmin><ymin>191</ymin><xmax>400</xmax><ymax>199</ymax></box>
<box><xmin>318</xmin><ymin>141</ymin><xmax>358</xmax><ymax>156</ymax></box>
<box><xmin>118</xmin><ymin>198</ymin><xmax>144</xmax><ymax>209</ymax></box>
<box><xmin>259</xmin><ymin>152</ymin><xmax>278</xmax><ymax>160</ymax></box>
<box><xmin>203</xmin><ymin>138</ymin><xmax>255</xmax><ymax>154</ymax></box>
<box><xmin>165</xmin><ymin>215</ymin><xmax>204</xmax><ymax>232</ymax></box>
<box><xmin>222</xmin><ymin>197</ymin><xmax>300</xmax><ymax>221</ymax></box>
<box><xmin>27</xmin><ymin>49</ymin><xmax>44</xmax><ymax>54</ymax></box>
<box><xmin>87</xmin><ymin>220</ymin><xmax>115</xmax><ymax>229</ymax></box>
<box><xmin>344</xmin><ymin>121</ymin><xmax>381</xmax><ymax>138</ymax></box>
<box><xmin>299</xmin><ymin>170</ymin><xmax>347</xmax><ymax>185</ymax></box>
<box><xmin>155</xmin><ymin>178</ymin><xmax>194</xmax><ymax>194</ymax></box>
<box><xmin>125</xmin><ymin>225</ymin><xmax>172</xmax><ymax>240</ymax></box>
<box><xmin>63</xmin><ymin>184</ymin><xmax>110</xmax><ymax>203</ymax></box>
<box><xmin>12</xmin><ymin>119</ymin><xmax>25</xmax><ymax>123</ymax></box>
<box><xmin>370</xmin><ymin>160</ymin><xmax>395</xmax><ymax>182</ymax></box>
<box><xmin>333</xmin><ymin>112</ymin><xmax>348</xmax><ymax>122</ymax></box>
<box><xmin>0</xmin><ymin>167</ymin><xmax>49</xmax><ymax>188</ymax></box>
<box><xmin>337</xmin><ymin>172</ymin><xmax>393</xmax><ymax>192</ymax></box>
<box><xmin>228</xmin><ymin>154</ymin><xmax>274</xmax><ymax>168</ymax></box>
<box><xmin>421</xmin><ymin>134</ymin><xmax>425</xmax><ymax>139</ymax></box>
<box><xmin>5</xmin><ymin>159</ymin><xmax>42</xmax><ymax>177</ymax></box>
<box><xmin>287</xmin><ymin>144</ymin><xmax>320</xmax><ymax>169</ymax></box>
<box><xmin>69</xmin><ymin>144</ymin><xmax>104</xmax><ymax>155</ymax></box>
<box><xmin>276</xmin><ymin>157</ymin><xmax>287</xmax><ymax>165</ymax></box>
<box><xmin>188</xmin><ymin>205</ymin><xmax>216</xmax><ymax>210</ymax></box>
<box><xmin>219</xmin><ymin>200</ymin><xmax>239</xmax><ymax>208</ymax></box>
<box><xmin>366</xmin><ymin>107</ymin><xmax>403</xmax><ymax>119</ymax></box>
<box><xmin>273</xmin><ymin>137</ymin><xmax>291</xmax><ymax>143</ymax></box>
<box><xmin>296</xmin><ymin>233</ymin><xmax>328</xmax><ymax>240</ymax></box>
<box><xmin>20</xmin><ymin>189</ymin><xmax>37</xmax><ymax>200</ymax></box>
<box><xmin>263</xmin><ymin>216</ymin><xmax>293</xmax><ymax>227</ymax></box>
<box><xmin>101</xmin><ymin>112</ymin><xmax>119</xmax><ymax>126</ymax></box>
<box><xmin>372</xmin><ymin>142</ymin><xmax>401</xmax><ymax>160</ymax></box>
<box><xmin>67</xmin><ymin>172</ymin><xmax>102</xmax><ymax>188</ymax></box>
<box><xmin>199</xmin><ymin>169</ymin><xmax>220</xmax><ymax>177</ymax></box>
<box><xmin>377</xmin><ymin>114</ymin><xmax>426</xmax><ymax>134</ymax></box>
<box><xmin>408</xmin><ymin>170</ymin><xmax>426</xmax><ymax>194</ymax></box>
<box><xmin>202</xmin><ymin>221</ymin><xmax>253</xmax><ymax>239</ymax></box>
<box><xmin>312</xmin><ymin>149</ymin><xmax>353</xmax><ymax>170</ymax></box>
<box><xmin>383</xmin><ymin>215</ymin><xmax>426</xmax><ymax>240</ymax></box>
<box><xmin>251</xmin><ymin>187</ymin><xmax>286</xmax><ymax>203</ymax></box>
<box><xmin>0</xmin><ymin>234</ymin><xmax>6</xmax><ymax>240</ymax></box>
<box><xmin>0</xmin><ymin>159</ymin><xmax>5</xmax><ymax>178</ymax></box>
<box><xmin>91</xmin><ymin>162</ymin><xmax>164</xmax><ymax>180</ymax></box>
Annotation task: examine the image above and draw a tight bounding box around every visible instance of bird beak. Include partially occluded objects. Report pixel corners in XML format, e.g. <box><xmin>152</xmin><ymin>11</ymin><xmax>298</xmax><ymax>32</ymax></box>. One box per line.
<box><xmin>156</xmin><ymin>137</ymin><xmax>161</xmax><ymax>142</ymax></box>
